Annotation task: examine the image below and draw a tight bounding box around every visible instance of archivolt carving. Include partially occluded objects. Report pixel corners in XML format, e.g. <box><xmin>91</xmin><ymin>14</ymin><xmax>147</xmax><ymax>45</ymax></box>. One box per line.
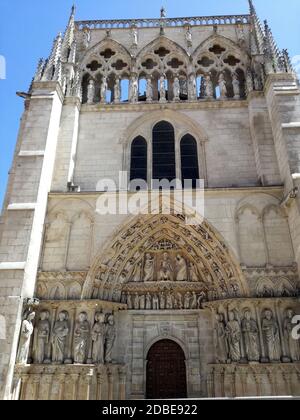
<box><xmin>82</xmin><ymin>213</ymin><xmax>248</xmax><ymax>302</ymax></box>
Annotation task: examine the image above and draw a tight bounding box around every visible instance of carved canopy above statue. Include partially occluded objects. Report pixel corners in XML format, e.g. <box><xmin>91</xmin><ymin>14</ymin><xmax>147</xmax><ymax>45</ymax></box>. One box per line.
<box><xmin>82</xmin><ymin>213</ymin><xmax>248</xmax><ymax>305</ymax></box>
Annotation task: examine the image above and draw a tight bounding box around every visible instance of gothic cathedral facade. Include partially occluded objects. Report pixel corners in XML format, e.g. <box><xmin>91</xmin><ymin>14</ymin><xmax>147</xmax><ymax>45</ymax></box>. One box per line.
<box><xmin>0</xmin><ymin>2</ymin><xmax>300</xmax><ymax>400</ymax></box>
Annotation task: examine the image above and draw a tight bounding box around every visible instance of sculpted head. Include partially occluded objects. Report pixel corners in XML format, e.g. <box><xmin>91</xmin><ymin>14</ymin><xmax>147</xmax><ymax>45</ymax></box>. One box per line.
<box><xmin>95</xmin><ymin>312</ymin><xmax>105</xmax><ymax>323</ymax></box>
<box><xmin>78</xmin><ymin>312</ymin><xmax>87</xmax><ymax>322</ymax></box>
<box><xmin>244</xmin><ymin>310</ymin><xmax>251</xmax><ymax>321</ymax></box>
<box><xmin>40</xmin><ymin>311</ymin><xmax>49</xmax><ymax>321</ymax></box>
<box><xmin>27</xmin><ymin>312</ymin><xmax>36</xmax><ymax>322</ymax></box>
<box><xmin>228</xmin><ymin>311</ymin><xmax>235</xmax><ymax>321</ymax></box>
<box><xmin>58</xmin><ymin>311</ymin><xmax>67</xmax><ymax>322</ymax></box>
<box><xmin>107</xmin><ymin>314</ymin><xmax>114</xmax><ymax>325</ymax></box>
<box><xmin>265</xmin><ymin>309</ymin><xmax>272</xmax><ymax>320</ymax></box>
<box><xmin>287</xmin><ymin>308</ymin><xmax>294</xmax><ymax>319</ymax></box>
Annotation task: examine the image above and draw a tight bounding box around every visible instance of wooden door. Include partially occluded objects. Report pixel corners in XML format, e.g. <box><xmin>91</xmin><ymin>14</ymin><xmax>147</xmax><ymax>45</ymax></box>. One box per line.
<box><xmin>146</xmin><ymin>339</ymin><xmax>187</xmax><ymax>399</ymax></box>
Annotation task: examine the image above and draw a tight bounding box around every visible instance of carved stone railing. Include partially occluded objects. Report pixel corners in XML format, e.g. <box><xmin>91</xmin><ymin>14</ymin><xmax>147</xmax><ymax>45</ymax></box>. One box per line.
<box><xmin>76</xmin><ymin>14</ymin><xmax>251</xmax><ymax>30</ymax></box>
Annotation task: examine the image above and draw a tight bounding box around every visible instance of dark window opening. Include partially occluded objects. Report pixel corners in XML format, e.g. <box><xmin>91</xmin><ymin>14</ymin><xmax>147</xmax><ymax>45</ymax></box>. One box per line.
<box><xmin>130</xmin><ymin>136</ymin><xmax>148</xmax><ymax>184</ymax></box>
<box><xmin>152</xmin><ymin>121</ymin><xmax>176</xmax><ymax>185</ymax></box>
<box><xmin>180</xmin><ymin>134</ymin><xmax>200</xmax><ymax>188</ymax></box>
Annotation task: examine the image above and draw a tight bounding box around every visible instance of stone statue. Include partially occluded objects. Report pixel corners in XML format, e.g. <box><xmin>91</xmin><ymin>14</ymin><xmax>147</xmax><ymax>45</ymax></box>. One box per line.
<box><xmin>218</xmin><ymin>73</ymin><xmax>227</xmax><ymax>99</ymax></box>
<box><xmin>159</xmin><ymin>292</ymin><xmax>166</xmax><ymax>310</ymax></box>
<box><xmin>159</xmin><ymin>252</ymin><xmax>173</xmax><ymax>281</ymax></box>
<box><xmin>197</xmin><ymin>291</ymin><xmax>206</xmax><ymax>309</ymax></box>
<box><xmin>83</xmin><ymin>28</ymin><xmax>91</xmax><ymax>49</ymax></box>
<box><xmin>34</xmin><ymin>311</ymin><xmax>50</xmax><ymax>364</ymax></box>
<box><xmin>114</xmin><ymin>77</ymin><xmax>121</xmax><ymax>103</ymax></box>
<box><xmin>225</xmin><ymin>311</ymin><xmax>241</xmax><ymax>362</ymax></box>
<box><xmin>232</xmin><ymin>73</ymin><xmax>240</xmax><ymax>99</ymax></box>
<box><xmin>241</xmin><ymin>310</ymin><xmax>260</xmax><ymax>362</ymax></box>
<box><xmin>190</xmin><ymin>292</ymin><xmax>197</xmax><ymax>309</ymax></box>
<box><xmin>152</xmin><ymin>294</ymin><xmax>159</xmax><ymax>310</ymax></box>
<box><xmin>204</xmin><ymin>74</ymin><xmax>214</xmax><ymax>99</ymax></box>
<box><xmin>131</xmin><ymin>26</ymin><xmax>138</xmax><ymax>47</ymax></box>
<box><xmin>91</xmin><ymin>312</ymin><xmax>105</xmax><ymax>364</ymax></box>
<box><xmin>143</xmin><ymin>253</ymin><xmax>155</xmax><ymax>282</ymax></box>
<box><xmin>184</xmin><ymin>292</ymin><xmax>191</xmax><ymax>309</ymax></box>
<box><xmin>132</xmin><ymin>261</ymin><xmax>142</xmax><ymax>282</ymax></box>
<box><xmin>186</xmin><ymin>27</ymin><xmax>192</xmax><ymax>48</ymax></box>
<box><xmin>189</xmin><ymin>262</ymin><xmax>199</xmax><ymax>282</ymax></box>
<box><xmin>146</xmin><ymin>293</ymin><xmax>152</xmax><ymax>310</ymax></box>
<box><xmin>175</xmin><ymin>254</ymin><xmax>188</xmax><ymax>281</ymax></box>
<box><xmin>100</xmin><ymin>77</ymin><xmax>108</xmax><ymax>103</ymax></box>
<box><xmin>129</xmin><ymin>75</ymin><xmax>138</xmax><ymax>103</ymax></box>
<box><xmin>104</xmin><ymin>314</ymin><xmax>116</xmax><ymax>363</ymax></box>
<box><xmin>188</xmin><ymin>74</ymin><xmax>197</xmax><ymax>101</ymax></box>
<box><xmin>283</xmin><ymin>309</ymin><xmax>300</xmax><ymax>362</ymax></box>
<box><xmin>17</xmin><ymin>312</ymin><xmax>36</xmax><ymax>365</ymax></box>
<box><xmin>215</xmin><ymin>314</ymin><xmax>228</xmax><ymax>363</ymax></box>
<box><xmin>133</xmin><ymin>293</ymin><xmax>140</xmax><ymax>310</ymax></box>
<box><xmin>159</xmin><ymin>75</ymin><xmax>167</xmax><ymax>103</ymax></box>
<box><xmin>146</xmin><ymin>77</ymin><xmax>153</xmax><ymax>103</ymax></box>
<box><xmin>176</xmin><ymin>292</ymin><xmax>183</xmax><ymax>310</ymax></box>
<box><xmin>52</xmin><ymin>311</ymin><xmax>69</xmax><ymax>364</ymax></box>
<box><xmin>127</xmin><ymin>293</ymin><xmax>133</xmax><ymax>309</ymax></box>
<box><xmin>246</xmin><ymin>69</ymin><xmax>253</xmax><ymax>95</ymax></box>
<box><xmin>166</xmin><ymin>292</ymin><xmax>173</xmax><ymax>310</ymax></box>
<box><xmin>262</xmin><ymin>309</ymin><xmax>281</xmax><ymax>362</ymax></box>
<box><xmin>87</xmin><ymin>79</ymin><xmax>95</xmax><ymax>104</ymax></box>
<box><xmin>173</xmin><ymin>77</ymin><xmax>180</xmax><ymax>101</ymax></box>
<box><xmin>74</xmin><ymin>312</ymin><xmax>90</xmax><ymax>364</ymax></box>
<box><xmin>139</xmin><ymin>294</ymin><xmax>145</xmax><ymax>310</ymax></box>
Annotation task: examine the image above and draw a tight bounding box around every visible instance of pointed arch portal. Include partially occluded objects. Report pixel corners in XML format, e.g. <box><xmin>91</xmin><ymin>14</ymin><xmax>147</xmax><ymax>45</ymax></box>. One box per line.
<box><xmin>82</xmin><ymin>211</ymin><xmax>248</xmax><ymax>303</ymax></box>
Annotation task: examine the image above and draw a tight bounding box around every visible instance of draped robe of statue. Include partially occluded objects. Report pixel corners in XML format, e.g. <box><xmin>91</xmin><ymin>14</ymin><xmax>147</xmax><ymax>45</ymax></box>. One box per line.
<box><xmin>215</xmin><ymin>315</ymin><xmax>228</xmax><ymax>363</ymax></box>
<box><xmin>159</xmin><ymin>253</ymin><xmax>173</xmax><ymax>281</ymax></box>
<box><xmin>17</xmin><ymin>313</ymin><xmax>35</xmax><ymax>364</ymax></box>
<box><xmin>104</xmin><ymin>316</ymin><xmax>116</xmax><ymax>363</ymax></box>
<box><xmin>52</xmin><ymin>313</ymin><xmax>69</xmax><ymax>364</ymax></box>
<box><xmin>91</xmin><ymin>313</ymin><xmax>105</xmax><ymax>364</ymax></box>
<box><xmin>175</xmin><ymin>255</ymin><xmax>188</xmax><ymax>281</ymax></box>
<box><xmin>241</xmin><ymin>315</ymin><xmax>260</xmax><ymax>362</ymax></box>
<box><xmin>225</xmin><ymin>316</ymin><xmax>241</xmax><ymax>362</ymax></box>
<box><xmin>262</xmin><ymin>313</ymin><xmax>281</xmax><ymax>362</ymax></box>
<box><xmin>143</xmin><ymin>254</ymin><xmax>155</xmax><ymax>282</ymax></box>
<box><xmin>34</xmin><ymin>312</ymin><xmax>50</xmax><ymax>364</ymax></box>
<box><xmin>74</xmin><ymin>314</ymin><xmax>90</xmax><ymax>364</ymax></box>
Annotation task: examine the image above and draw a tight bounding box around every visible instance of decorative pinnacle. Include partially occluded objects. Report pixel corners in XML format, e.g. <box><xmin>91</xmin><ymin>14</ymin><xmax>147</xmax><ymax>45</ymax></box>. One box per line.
<box><xmin>248</xmin><ymin>0</ymin><xmax>256</xmax><ymax>15</ymax></box>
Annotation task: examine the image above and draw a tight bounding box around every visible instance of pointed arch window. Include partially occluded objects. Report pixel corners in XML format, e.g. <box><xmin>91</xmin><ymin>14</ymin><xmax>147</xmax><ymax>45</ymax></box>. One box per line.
<box><xmin>130</xmin><ymin>136</ymin><xmax>148</xmax><ymax>183</ymax></box>
<box><xmin>152</xmin><ymin>121</ymin><xmax>176</xmax><ymax>183</ymax></box>
<box><xmin>180</xmin><ymin>134</ymin><xmax>200</xmax><ymax>188</ymax></box>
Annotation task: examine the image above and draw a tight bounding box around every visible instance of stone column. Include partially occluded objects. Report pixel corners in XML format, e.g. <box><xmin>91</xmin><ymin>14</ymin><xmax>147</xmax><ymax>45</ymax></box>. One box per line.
<box><xmin>58</xmin><ymin>373</ymin><xmax>66</xmax><ymax>400</ymax></box>
<box><xmin>71</xmin><ymin>373</ymin><xmax>80</xmax><ymax>400</ymax></box>
<box><xmin>20</xmin><ymin>374</ymin><xmax>29</xmax><ymax>400</ymax></box>
<box><xmin>96</xmin><ymin>370</ymin><xmax>104</xmax><ymax>401</ymax></box>
<box><xmin>107</xmin><ymin>367</ymin><xmax>114</xmax><ymax>401</ymax></box>
<box><xmin>118</xmin><ymin>367</ymin><xmax>127</xmax><ymax>400</ymax></box>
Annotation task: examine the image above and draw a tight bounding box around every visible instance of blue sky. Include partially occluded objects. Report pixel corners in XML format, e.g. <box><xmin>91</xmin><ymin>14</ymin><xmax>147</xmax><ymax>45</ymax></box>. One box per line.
<box><xmin>0</xmin><ymin>0</ymin><xmax>299</xmax><ymax>209</ymax></box>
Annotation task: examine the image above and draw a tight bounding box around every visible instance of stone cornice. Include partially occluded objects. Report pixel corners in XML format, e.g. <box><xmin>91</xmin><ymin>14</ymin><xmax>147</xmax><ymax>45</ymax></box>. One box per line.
<box><xmin>48</xmin><ymin>185</ymin><xmax>284</xmax><ymax>199</ymax></box>
<box><xmin>80</xmin><ymin>99</ymin><xmax>249</xmax><ymax>113</ymax></box>
<box><xmin>75</xmin><ymin>14</ymin><xmax>251</xmax><ymax>30</ymax></box>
